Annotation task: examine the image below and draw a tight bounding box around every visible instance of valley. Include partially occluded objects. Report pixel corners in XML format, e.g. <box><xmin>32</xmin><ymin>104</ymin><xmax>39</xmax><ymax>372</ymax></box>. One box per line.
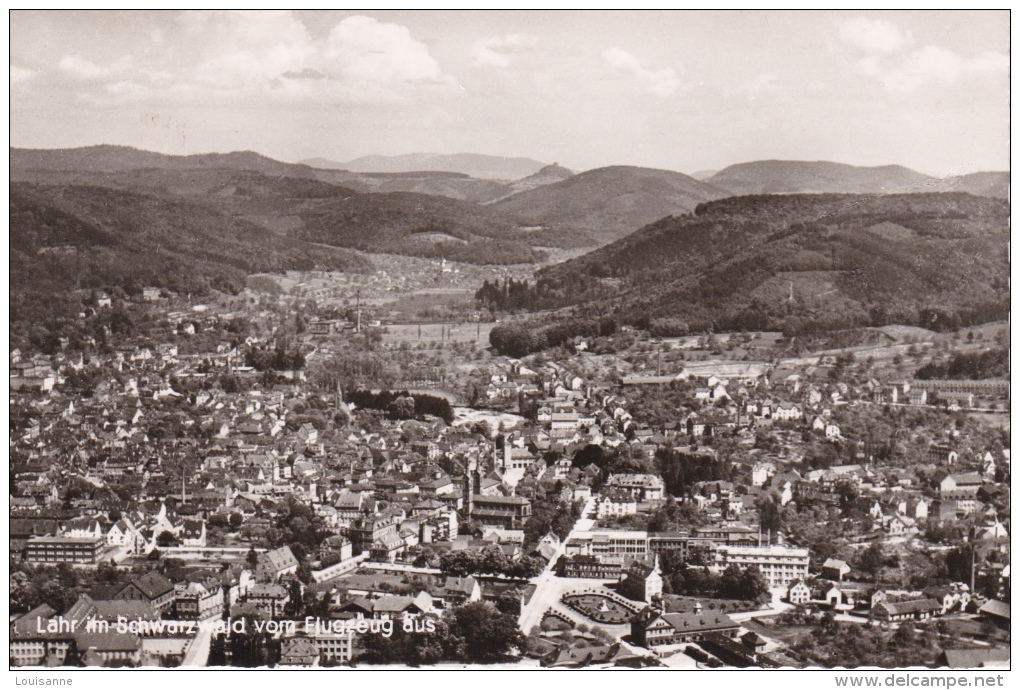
<box><xmin>9</xmin><ymin>144</ymin><xmax>1011</xmax><ymax>672</ymax></box>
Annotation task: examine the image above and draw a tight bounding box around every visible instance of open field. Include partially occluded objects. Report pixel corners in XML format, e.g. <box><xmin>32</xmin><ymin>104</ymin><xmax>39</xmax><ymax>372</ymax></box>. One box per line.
<box><xmin>382</xmin><ymin>321</ymin><xmax>495</xmax><ymax>345</ymax></box>
<box><xmin>452</xmin><ymin>407</ymin><xmax>526</xmax><ymax>430</ymax></box>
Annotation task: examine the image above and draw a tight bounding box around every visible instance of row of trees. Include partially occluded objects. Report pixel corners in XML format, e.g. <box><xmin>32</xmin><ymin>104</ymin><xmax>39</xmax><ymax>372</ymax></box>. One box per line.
<box><xmin>244</xmin><ymin>344</ymin><xmax>306</xmax><ymax>372</ymax></box>
<box><xmin>345</xmin><ymin>389</ymin><xmax>455</xmax><ymax>424</ymax></box>
<box><xmin>658</xmin><ymin>552</ymin><xmax>771</xmax><ymax>603</ymax></box>
<box><xmin>475</xmin><ymin>277</ymin><xmax>547</xmax><ymax>312</ymax></box>
<box><xmin>523</xmin><ymin>491</ymin><xmax>583</xmax><ymax>548</ymax></box>
<box><xmin>438</xmin><ymin>550</ymin><xmax>545</xmax><ymax>579</ymax></box>
<box><xmin>915</xmin><ymin>347</ymin><xmax>1008</xmax><ymax>380</ymax></box>
<box><xmin>488</xmin><ymin>317</ymin><xmax>617</xmax><ymax>358</ymax></box>
<box><xmin>654</xmin><ymin>448</ymin><xmax>734</xmax><ymax>497</ymax></box>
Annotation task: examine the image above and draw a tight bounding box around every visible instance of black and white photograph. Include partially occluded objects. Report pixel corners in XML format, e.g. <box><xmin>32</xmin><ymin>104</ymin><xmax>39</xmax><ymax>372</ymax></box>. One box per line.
<box><xmin>7</xmin><ymin>9</ymin><xmax>1011</xmax><ymax>675</ymax></box>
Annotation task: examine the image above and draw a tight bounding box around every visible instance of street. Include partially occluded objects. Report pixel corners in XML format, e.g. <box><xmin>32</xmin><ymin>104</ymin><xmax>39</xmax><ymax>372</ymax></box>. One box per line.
<box><xmin>180</xmin><ymin>620</ymin><xmax>214</xmax><ymax>667</ymax></box>
<box><xmin>518</xmin><ymin>496</ymin><xmax>599</xmax><ymax>635</ymax></box>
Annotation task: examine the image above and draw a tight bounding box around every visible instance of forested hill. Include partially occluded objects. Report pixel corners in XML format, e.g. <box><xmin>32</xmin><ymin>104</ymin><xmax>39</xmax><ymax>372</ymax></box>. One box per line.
<box><xmin>11</xmin><ymin>150</ymin><xmax>548</xmax><ymax>265</ymax></box>
<box><xmin>9</xmin><ymin>182</ymin><xmax>372</xmax><ymax>349</ymax></box>
<box><xmin>499</xmin><ymin>192</ymin><xmax>1009</xmax><ymax>338</ymax></box>
<box><xmin>490</xmin><ymin>165</ymin><xmax>727</xmax><ymax>246</ymax></box>
<box><xmin>706</xmin><ymin>161</ymin><xmax>930</xmax><ymax>196</ymax></box>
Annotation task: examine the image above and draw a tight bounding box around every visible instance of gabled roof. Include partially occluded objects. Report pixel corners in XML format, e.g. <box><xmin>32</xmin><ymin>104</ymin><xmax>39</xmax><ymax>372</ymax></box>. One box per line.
<box><xmin>337</xmin><ymin>597</ymin><xmax>375</xmax><ymax>614</ymax></box>
<box><xmin>440</xmin><ymin>576</ymin><xmax>477</xmax><ymax>596</ymax></box>
<box><xmin>259</xmin><ymin>545</ymin><xmax>299</xmax><ymax>572</ymax></box>
<box><xmin>76</xmin><ymin>630</ymin><xmax>142</xmax><ymax>653</ymax></box>
<box><xmin>876</xmin><ymin>599</ymin><xmax>942</xmax><ymax>615</ymax></box>
<box><xmin>947</xmin><ymin>472</ymin><xmax>984</xmax><ymax>486</ymax></box>
<box><xmin>658</xmin><ymin>611</ymin><xmax>739</xmax><ymax>634</ymax></box>
<box><xmin>250</xmin><ymin>583</ymin><xmax>288</xmax><ymax>598</ymax></box>
<box><xmin>280</xmin><ymin>636</ymin><xmax>318</xmax><ymax>665</ymax></box>
<box><xmin>371</xmin><ymin>594</ymin><xmax>425</xmax><ymax>613</ymax></box>
<box><xmin>941</xmin><ymin>648</ymin><xmax>1010</xmax><ymax>669</ymax></box>
<box><xmin>11</xmin><ymin>605</ymin><xmax>58</xmax><ymax>636</ymax></box>
<box><xmin>978</xmin><ymin>599</ymin><xmax>1010</xmax><ymax>620</ymax></box>
<box><xmin>90</xmin><ymin>599</ymin><xmax>158</xmax><ymax>622</ymax></box>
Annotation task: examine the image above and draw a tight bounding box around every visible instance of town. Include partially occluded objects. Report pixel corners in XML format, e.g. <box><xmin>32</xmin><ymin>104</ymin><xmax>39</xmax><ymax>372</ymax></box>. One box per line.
<box><xmin>9</xmin><ymin>263</ymin><xmax>1011</xmax><ymax>669</ymax></box>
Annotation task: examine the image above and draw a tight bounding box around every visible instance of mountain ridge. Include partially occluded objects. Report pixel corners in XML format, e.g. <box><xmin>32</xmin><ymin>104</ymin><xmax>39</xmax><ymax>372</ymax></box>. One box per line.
<box><xmin>706</xmin><ymin>160</ymin><xmax>1009</xmax><ymax>199</ymax></box>
<box><xmin>305</xmin><ymin>152</ymin><xmax>548</xmax><ymax>180</ymax></box>
<box><xmin>11</xmin><ymin>144</ymin><xmax>319</xmax><ymax>179</ymax></box>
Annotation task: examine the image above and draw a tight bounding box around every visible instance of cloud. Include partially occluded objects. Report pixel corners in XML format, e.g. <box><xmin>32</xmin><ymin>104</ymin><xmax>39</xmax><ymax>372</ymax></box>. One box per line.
<box><xmin>282</xmin><ymin>68</ymin><xmax>326</xmax><ymax>80</ymax></box>
<box><xmin>472</xmin><ymin>33</ymin><xmax>535</xmax><ymax>68</ymax></box>
<box><xmin>182</xmin><ymin>10</ymin><xmax>316</xmax><ymax>89</ymax></box>
<box><xmin>746</xmin><ymin>73</ymin><xmax>781</xmax><ymax>96</ymax></box>
<box><xmin>839</xmin><ymin>16</ymin><xmax>1007</xmax><ymax>92</ymax></box>
<box><xmin>49</xmin><ymin>11</ymin><xmax>453</xmax><ymax>106</ymax></box>
<box><xmin>839</xmin><ymin>17</ymin><xmax>912</xmax><ymax>55</ymax></box>
<box><xmin>883</xmin><ymin>46</ymin><xmax>1008</xmax><ymax>91</ymax></box>
<box><xmin>325</xmin><ymin>15</ymin><xmax>447</xmax><ymax>86</ymax></box>
<box><xmin>58</xmin><ymin>54</ymin><xmax>114</xmax><ymax>80</ymax></box>
<box><xmin>602</xmin><ymin>47</ymin><xmax>679</xmax><ymax>97</ymax></box>
<box><xmin>10</xmin><ymin>65</ymin><xmax>35</xmax><ymax>85</ymax></box>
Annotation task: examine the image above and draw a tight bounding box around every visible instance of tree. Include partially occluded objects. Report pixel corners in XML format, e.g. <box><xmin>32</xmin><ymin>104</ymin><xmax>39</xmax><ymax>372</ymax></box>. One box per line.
<box><xmin>495</xmin><ymin>590</ymin><xmax>523</xmax><ymax>617</ymax></box>
<box><xmin>856</xmin><ymin>541</ymin><xmax>885</xmax><ymax>582</ymax></box>
<box><xmin>156</xmin><ymin>531</ymin><xmax>179</xmax><ymax>547</ymax></box>
<box><xmin>755</xmin><ymin>495</ymin><xmax>783</xmax><ymax>538</ymax></box>
<box><xmin>452</xmin><ymin>602</ymin><xmax>524</xmax><ymax>663</ymax></box>
<box><xmin>944</xmin><ymin>545</ymin><xmax>975</xmax><ymax>584</ymax></box>
<box><xmin>834</xmin><ymin>479</ymin><xmax>860</xmax><ymax>512</ymax></box>
<box><xmin>10</xmin><ymin>571</ymin><xmax>38</xmax><ymax>613</ymax></box>
<box><xmin>719</xmin><ymin>564</ymin><xmax>745</xmax><ymax>599</ymax></box>
<box><xmin>387</xmin><ymin>396</ymin><xmax>416</xmax><ymax>420</ymax></box>
<box><xmin>489</xmin><ymin>324</ymin><xmax>541</xmax><ymax>358</ymax></box>
<box><xmin>283</xmin><ymin>578</ymin><xmax>304</xmax><ymax>617</ymax></box>
<box><xmin>740</xmin><ymin>565</ymin><xmax>771</xmax><ymax>604</ymax></box>
<box><xmin>358</xmin><ymin>614</ymin><xmax>462</xmax><ymax>667</ymax></box>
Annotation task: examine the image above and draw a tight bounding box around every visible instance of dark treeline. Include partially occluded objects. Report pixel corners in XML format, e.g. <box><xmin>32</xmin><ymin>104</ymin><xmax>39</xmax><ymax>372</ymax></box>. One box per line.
<box><xmin>438</xmin><ymin>549</ymin><xmax>544</xmax><ymax>579</ymax></box>
<box><xmin>475</xmin><ymin>277</ymin><xmax>555</xmax><ymax>311</ymax></box>
<box><xmin>346</xmin><ymin>389</ymin><xmax>455</xmax><ymax>424</ymax></box>
<box><xmin>244</xmin><ymin>344</ymin><xmax>306</xmax><ymax>372</ymax></box>
<box><xmin>485</xmin><ymin>300</ymin><xmax>1009</xmax><ymax>358</ymax></box>
<box><xmin>915</xmin><ymin>347</ymin><xmax>1009</xmax><ymax>380</ymax></box>
<box><xmin>655</xmin><ymin>448</ymin><xmax>733</xmax><ymax>497</ymax></box>
<box><xmin>488</xmin><ymin>317</ymin><xmax>618</xmax><ymax>358</ymax></box>
<box><xmin>425</xmin><ymin>239</ymin><xmax>545</xmax><ymax>266</ymax></box>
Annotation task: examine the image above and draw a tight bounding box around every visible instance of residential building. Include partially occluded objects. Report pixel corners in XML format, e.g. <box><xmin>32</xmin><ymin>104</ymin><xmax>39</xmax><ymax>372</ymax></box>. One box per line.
<box><xmin>25</xmin><ymin>536</ymin><xmax>103</xmax><ymax>565</ymax></box>
<box><xmin>715</xmin><ymin>544</ymin><xmax>809</xmax><ymax>589</ymax></box>
<box><xmin>631</xmin><ymin>609</ymin><xmax>739</xmax><ymax>648</ymax></box>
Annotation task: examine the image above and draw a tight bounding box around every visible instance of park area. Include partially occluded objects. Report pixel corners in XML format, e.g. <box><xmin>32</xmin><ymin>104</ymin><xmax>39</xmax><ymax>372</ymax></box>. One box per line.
<box><xmin>562</xmin><ymin>594</ymin><xmax>635</xmax><ymax>625</ymax></box>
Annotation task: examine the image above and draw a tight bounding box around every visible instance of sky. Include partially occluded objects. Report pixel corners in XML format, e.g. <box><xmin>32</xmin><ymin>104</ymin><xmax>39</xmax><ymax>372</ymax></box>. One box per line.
<box><xmin>8</xmin><ymin>10</ymin><xmax>1011</xmax><ymax>176</ymax></box>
